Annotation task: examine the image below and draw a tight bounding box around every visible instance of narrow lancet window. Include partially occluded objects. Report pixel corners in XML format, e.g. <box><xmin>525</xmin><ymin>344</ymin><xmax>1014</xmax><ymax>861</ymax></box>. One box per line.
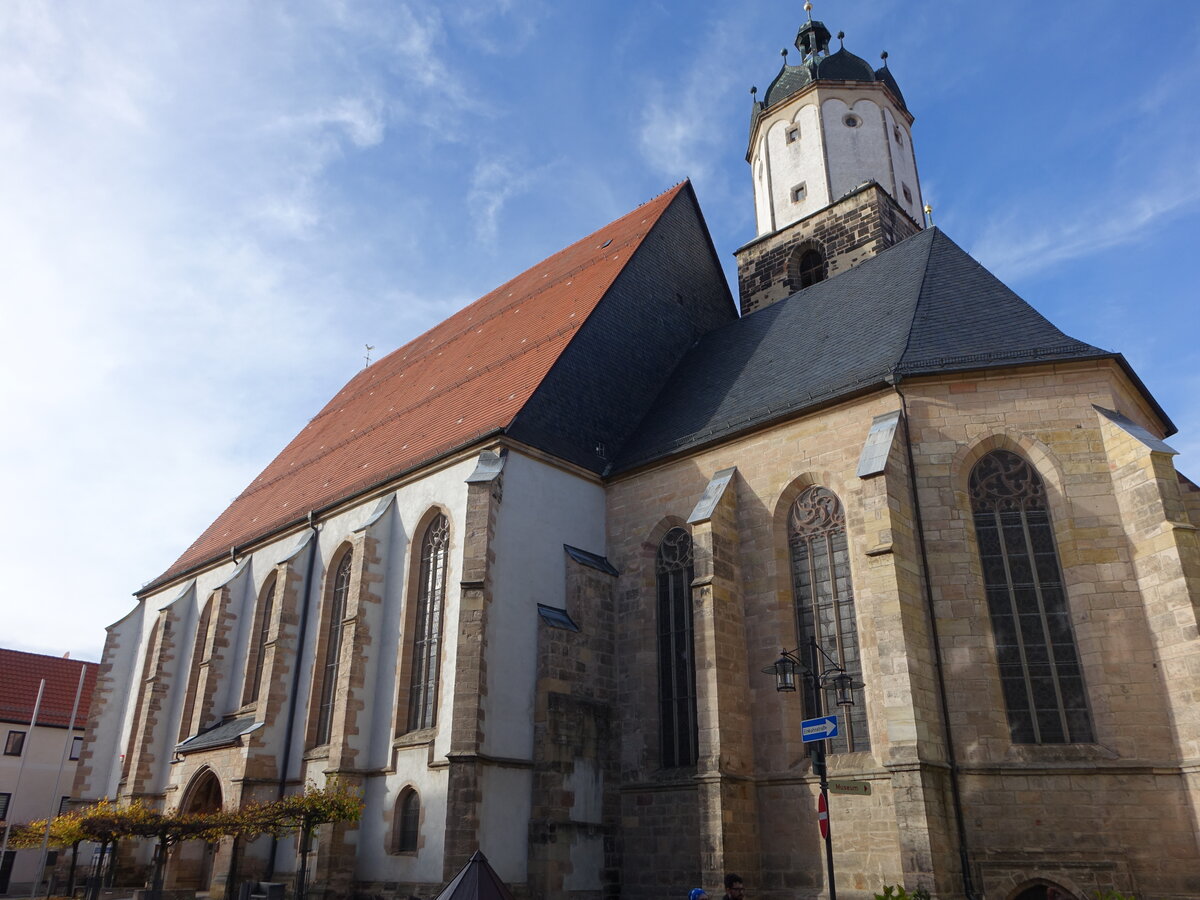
<box><xmin>315</xmin><ymin>550</ymin><xmax>353</xmax><ymax>745</ymax></box>
<box><xmin>970</xmin><ymin>450</ymin><xmax>1093</xmax><ymax>744</ymax></box>
<box><xmin>656</xmin><ymin>527</ymin><xmax>698</xmax><ymax>768</ymax></box>
<box><xmin>395</xmin><ymin>788</ymin><xmax>420</xmax><ymax>852</ymax></box>
<box><xmin>408</xmin><ymin>514</ymin><xmax>449</xmax><ymax>732</ymax></box>
<box><xmin>244</xmin><ymin>578</ymin><xmax>275</xmax><ymax>705</ymax></box>
<box><xmin>789</xmin><ymin>486</ymin><xmax>869</xmax><ymax>753</ymax></box>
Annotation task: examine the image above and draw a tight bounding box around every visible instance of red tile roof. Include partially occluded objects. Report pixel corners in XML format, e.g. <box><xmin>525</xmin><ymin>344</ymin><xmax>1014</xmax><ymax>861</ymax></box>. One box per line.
<box><xmin>149</xmin><ymin>183</ymin><xmax>689</xmax><ymax>590</ymax></box>
<box><xmin>0</xmin><ymin>649</ymin><xmax>97</xmax><ymax>729</ymax></box>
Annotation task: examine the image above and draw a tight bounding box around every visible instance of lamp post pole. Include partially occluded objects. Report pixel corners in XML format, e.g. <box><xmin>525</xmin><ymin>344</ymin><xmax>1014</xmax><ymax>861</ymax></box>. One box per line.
<box><xmin>765</xmin><ymin>640</ymin><xmax>860</xmax><ymax>900</ymax></box>
<box><xmin>808</xmin><ymin>636</ymin><xmax>837</xmax><ymax>900</ymax></box>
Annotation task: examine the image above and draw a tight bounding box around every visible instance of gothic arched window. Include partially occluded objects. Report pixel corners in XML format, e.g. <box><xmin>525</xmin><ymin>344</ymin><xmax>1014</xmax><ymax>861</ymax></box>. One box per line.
<box><xmin>408</xmin><ymin>514</ymin><xmax>449</xmax><ymax>732</ymax></box>
<box><xmin>243</xmin><ymin>577</ymin><xmax>275</xmax><ymax>705</ymax></box>
<box><xmin>314</xmin><ymin>549</ymin><xmax>353</xmax><ymax>746</ymax></box>
<box><xmin>789</xmin><ymin>486</ymin><xmax>868</xmax><ymax>753</ymax></box>
<box><xmin>178</xmin><ymin>597</ymin><xmax>214</xmax><ymax>741</ymax></box>
<box><xmin>798</xmin><ymin>248</ymin><xmax>825</xmax><ymax>288</ymax></box>
<box><xmin>656</xmin><ymin>527</ymin><xmax>698</xmax><ymax>768</ymax></box>
<box><xmin>970</xmin><ymin>450</ymin><xmax>1093</xmax><ymax>744</ymax></box>
<box><xmin>394</xmin><ymin>788</ymin><xmax>420</xmax><ymax>853</ymax></box>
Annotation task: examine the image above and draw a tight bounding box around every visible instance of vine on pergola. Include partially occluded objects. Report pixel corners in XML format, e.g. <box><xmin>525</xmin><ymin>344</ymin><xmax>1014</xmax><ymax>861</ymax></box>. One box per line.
<box><xmin>5</xmin><ymin>781</ymin><xmax>363</xmax><ymax>900</ymax></box>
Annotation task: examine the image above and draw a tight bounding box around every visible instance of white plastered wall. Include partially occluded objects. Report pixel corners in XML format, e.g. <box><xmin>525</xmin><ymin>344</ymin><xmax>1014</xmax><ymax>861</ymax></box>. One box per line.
<box><xmin>759</xmin><ymin>102</ymin><xmax>829</xmax><ymax>234</ymax></box>
<box><xmin>751</xmin><ymin>82</ymin><xmax>922</xmax><ymax>235</ymax></box>
<box><xmin>108</xmin><ymin>454</ymin><xmax>475</xmax><ymax>884</ymax></box>
<box><xmin>474</xmin><ymin>451</ymin><xmax>605</xmax><ymax>881</ymax></box>
<box><xmin>821</xmin><ymin>96</ymin><xmax>891</xmax><ymax>200</ymax></box>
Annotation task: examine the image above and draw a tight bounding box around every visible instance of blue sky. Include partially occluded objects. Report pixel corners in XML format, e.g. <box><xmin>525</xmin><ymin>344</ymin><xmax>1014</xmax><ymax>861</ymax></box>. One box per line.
<box><xmin>2</xmin><ymin>0</ymin><xmax>1197</xmax><ymax>660</ymax></box>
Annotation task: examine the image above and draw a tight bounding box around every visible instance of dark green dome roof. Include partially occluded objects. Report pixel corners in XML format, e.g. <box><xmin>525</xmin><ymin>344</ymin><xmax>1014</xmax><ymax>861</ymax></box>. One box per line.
<box><xmin>751</xmin><ymin>19</ymin><xmax>908</xmax><ymax>137</ymax></box>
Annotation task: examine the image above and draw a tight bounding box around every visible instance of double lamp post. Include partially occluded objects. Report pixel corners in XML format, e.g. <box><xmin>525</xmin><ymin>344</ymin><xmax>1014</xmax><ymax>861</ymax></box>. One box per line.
<box><xmin>764</xmin><ymin>637</ymin><xmax>861</xmax><ymax>900</ymax></box>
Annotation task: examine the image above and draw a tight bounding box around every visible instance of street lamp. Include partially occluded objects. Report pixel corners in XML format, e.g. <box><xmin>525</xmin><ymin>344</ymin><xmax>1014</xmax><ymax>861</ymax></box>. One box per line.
<box><xmin>763</xmin><ymin>637</ymin><xmax>862</xmax><ymax>900</ymax></box>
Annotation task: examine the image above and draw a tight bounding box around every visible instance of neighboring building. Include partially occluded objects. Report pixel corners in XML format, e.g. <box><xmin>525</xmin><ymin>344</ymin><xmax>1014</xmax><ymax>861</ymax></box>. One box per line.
<box><xmin>73</xmin><ymin>9</ymin><xmax>1200</xmax><ymax>900</ymax></box>
<box><xmin>0</xmin><ymin>649</ymin><xmax>96</xmax><ymax>894</ymax></box>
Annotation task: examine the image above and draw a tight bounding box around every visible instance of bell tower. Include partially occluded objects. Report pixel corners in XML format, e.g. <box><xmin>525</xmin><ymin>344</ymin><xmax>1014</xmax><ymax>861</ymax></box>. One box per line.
<box><xmin>735</xmin><ymin>2</ymin><xmax>924</xmax><ymax>315</ymax></box>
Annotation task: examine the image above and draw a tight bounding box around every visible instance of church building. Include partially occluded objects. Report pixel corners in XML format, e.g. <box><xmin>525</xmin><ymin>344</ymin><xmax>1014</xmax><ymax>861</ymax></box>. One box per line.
<box><xmin>73</xmin><ymin>8</ymin><xmax>1200</xmax><ymax>900</ymax></box>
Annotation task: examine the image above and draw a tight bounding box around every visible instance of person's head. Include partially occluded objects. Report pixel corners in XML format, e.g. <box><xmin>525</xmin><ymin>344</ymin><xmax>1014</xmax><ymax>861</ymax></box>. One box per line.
<box><xmin>689</xmin><ymin>889</ymin><xmax>708</xmax><ymax>900</ymax></box>
<box><xmin>724</xmin><ymin>874</ymin><xmax>744</xmax><ymax>896</ymax></box>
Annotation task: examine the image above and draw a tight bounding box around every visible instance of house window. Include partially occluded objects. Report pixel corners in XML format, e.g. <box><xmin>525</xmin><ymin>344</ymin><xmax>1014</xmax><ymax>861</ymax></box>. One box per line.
<box><xmin>902</xmin><ymin>183</ymin><xmax>913</xmax><ymax>204</ymax></box>
<box><xmin>0</xmin><ymin>792</ymin><xmax>10</xmax><ymax>820</ymax></box>
<box><xmin>408</xmin><ymin>514</ymin><xmax>449</xmax><ymax>732</ymax></box>
<box><xmin>970</xmin><ymin>450</ymin><xmax>1094</xmax><ymax>744</ymax></box>
<box><xmin>788</xmin><ymin>486</ymin><xmax>869</xmax><ymax>753</ymax></box>
<box><xmin>843</xmin><ymin>114</ymin><xmax>861</xmax><ymax>128</ymax></box>
<box><xmin>58</xmin><ymin>796</ymin><xmax>71</xmax><ymax>816</ymax></box>
<box><xmin>394</xmin><ymin>788</ymin><xmax>420</xmax><ymax>853</ymax></box>
<box><xmin>4</xmin><ymin>731</ymin><xmax>26</xmax><ymax>757</ymax></box>
<box><xmin>244</xmin><ymin>578</ymin><xmax>276</xmax><ymax>705</ymax></box>
<box><xmin>656</xmin><ymin>527</ymin><xmax>698</xmax><ymax>768</ymax></box>
<box><xmin>70</xmin><ymin>736</ymin><xmax>83</xmax><ymax>760</ymax></box>
<box><xmin>790</xmin><ymin>183</ymin><xmax>807</xmax><ymax>204</ymax></box>
<box><xmin>315</xmin><ymin>549</ymin><xmax>354</xmax><ymax>745</ymax></box>
<box><xmin>785</xmin><ymin>125</ymin><xmax>800</xmax><ymax>143</ymax></box>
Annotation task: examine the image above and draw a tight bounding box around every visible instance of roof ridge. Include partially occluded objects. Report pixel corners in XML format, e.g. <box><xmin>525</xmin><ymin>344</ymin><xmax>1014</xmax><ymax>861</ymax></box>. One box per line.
<box><xmin>892</xmin><ymin>227</ymin><xmax>939</xmax><ymax>375</ymax></box>
<box><xmin>307</xmin><ymin>185</ymin><xmax>688</xmax><ymax>425</ymax></box>
<box><xmin>308</xmin><ymin>231</ymin><xmax>651</xmax><ymax>426</ymax></box>
<box><xmin>234</xmin><ymin>320</ymin><xmax>581</xmax><ymax>502</ymax></box>
<box><xmin>0</xmin><ymin>647</ymin><xmax>98</xmax><ymax>665</ymax></box>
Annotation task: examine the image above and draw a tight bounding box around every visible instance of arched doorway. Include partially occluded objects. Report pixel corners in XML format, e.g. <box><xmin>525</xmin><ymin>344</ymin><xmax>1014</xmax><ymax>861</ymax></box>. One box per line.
<box><xmin>171</xmin><ymin>769</ymin><xmax>224</xmax><ymax>893</ymax></box>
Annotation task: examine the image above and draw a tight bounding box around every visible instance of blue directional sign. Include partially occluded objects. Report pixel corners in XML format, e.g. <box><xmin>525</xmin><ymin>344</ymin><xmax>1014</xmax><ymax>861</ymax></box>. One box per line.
<box><xmin>801</xmin><ymin>715</ymin><xmax>839</xmax><ymax>742</ymax></box>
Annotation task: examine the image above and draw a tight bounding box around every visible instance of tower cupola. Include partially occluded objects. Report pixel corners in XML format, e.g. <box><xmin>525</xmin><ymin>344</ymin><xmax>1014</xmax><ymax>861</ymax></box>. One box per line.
<box><xmin>795</xmin><ymin>17</ymin><xmax>832</xmax><ymax>59</ymax></box>
<box><xmin>734</xmin><ymin>3</ymin><xmax>925</xmax><ymax>315</ymax></box>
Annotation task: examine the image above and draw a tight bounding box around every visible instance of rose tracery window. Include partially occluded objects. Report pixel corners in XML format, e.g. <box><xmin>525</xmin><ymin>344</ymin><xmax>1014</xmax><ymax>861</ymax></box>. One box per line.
<box><xmin>789</xmin><ymin>486</ymin><xmax>868</xmax><ymax>753</ymax></box>
<box><xmin>407</xmin><ymin>514</ymin><xmax>449</xmax><ymax>732</ymax></box>
<box><xmin>970</xmin><ymin>450</ymin><xmax>1093</xmax><ymax>744</ymax></box>
<box><xmin>656</xmin><ymin>527</ymin><xmax>698</xmax><ymax>768</ymax></box>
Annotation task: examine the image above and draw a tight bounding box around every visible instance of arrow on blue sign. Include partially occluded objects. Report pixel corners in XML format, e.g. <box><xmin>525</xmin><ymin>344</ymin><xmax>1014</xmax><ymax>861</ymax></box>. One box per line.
<box><xmin>801</xmin><ymin>715</ymin><xmax>839</xmax><ymax>742</ymax></box>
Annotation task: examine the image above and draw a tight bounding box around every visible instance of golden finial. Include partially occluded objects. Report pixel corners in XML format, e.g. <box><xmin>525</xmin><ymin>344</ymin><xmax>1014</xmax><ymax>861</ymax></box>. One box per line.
<box><xmin>804</xmin><ymin>1</ymin><xmax>814</xmax><ymax>21</ymax></box>
<box><xmin>923</xmin><ymin>204</ymin><xmax>934</xmax><ymax>226</ymax></box>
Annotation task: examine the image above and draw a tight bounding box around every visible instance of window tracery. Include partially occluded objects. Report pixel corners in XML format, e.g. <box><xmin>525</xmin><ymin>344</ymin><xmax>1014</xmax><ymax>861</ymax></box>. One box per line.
<box><xmin>315</xmin><ymin>549</ymin><xmax>353</xmax><ymax>745</ymax></box>
<box><xmin>788</xmin><ymin>485</ymin><xmax>868</xmax><ymax>753</ymax></box>
<box><xmin>656</xmin><ymin>527</ymin><xmax>697</xmax><ymax>768</ymax></box>
<box><xmin>970</xmin><ymin>450</ymin><xmax>1093</xmax><ymax>744</ymax></box>
<box><xmin>408</xmin><ymin>514</ymin><xmax>449</xmax><ymax>732</ymax></box>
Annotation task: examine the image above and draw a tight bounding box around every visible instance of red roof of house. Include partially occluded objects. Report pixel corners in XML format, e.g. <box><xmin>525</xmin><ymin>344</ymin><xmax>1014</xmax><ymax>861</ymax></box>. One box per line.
<box><xmin>150</xmin><ymin>183</ymin><xmax>688</xmax><ymax>590</ymax></box>
<box><xmin>0</xmin><ymin>649</ymin><xmax>97</xmax><ymax>729</ymax></box>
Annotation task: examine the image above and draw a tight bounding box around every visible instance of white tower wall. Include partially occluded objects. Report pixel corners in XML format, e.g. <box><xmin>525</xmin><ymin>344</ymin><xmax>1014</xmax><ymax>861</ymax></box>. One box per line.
<box><xmin>749</xmin><ymin>81</ymin><xmax>922</xmax><ymax>236</ymax></box>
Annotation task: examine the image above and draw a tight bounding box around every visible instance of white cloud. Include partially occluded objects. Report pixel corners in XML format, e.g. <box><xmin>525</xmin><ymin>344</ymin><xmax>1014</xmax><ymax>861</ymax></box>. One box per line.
<box><xmin>969</xmin><ymin>168</ymin><xmax>1200</xmax><ymax>282</ymax></box>
<box><xmin>0</xmin><ymin>0</ymin><xmax>469</xmax><ymax>659</ymax></box>
<box><xmin>469</xmin><ymin>157</ymin><xmax>536</xmax><ymax>247</ymax></box>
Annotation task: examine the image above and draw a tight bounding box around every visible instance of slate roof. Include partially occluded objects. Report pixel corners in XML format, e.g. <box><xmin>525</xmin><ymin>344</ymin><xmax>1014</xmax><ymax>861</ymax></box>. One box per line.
<box><xmin>614</xmin><ymin>227</ymin><xmax>1148</xmax><ymax>471</ymax></box>
<box><xmin>177</xmin><ymin>715</ymin><xmax>261</xmax><ymax>753</ymax></box>
<box><xmin>434</xmin><ymin>851</ymin><xmax>517</xmax><ymax>900</ymax></box>
<box><xmin>0</xmin><ymin>648</ymin><xmax>97</xmax><ymax>728</ymax></box>
<box><xmin>148</xmin><ymin>184</ymin><xmax>689</xmax><ymax>591</ymax></box>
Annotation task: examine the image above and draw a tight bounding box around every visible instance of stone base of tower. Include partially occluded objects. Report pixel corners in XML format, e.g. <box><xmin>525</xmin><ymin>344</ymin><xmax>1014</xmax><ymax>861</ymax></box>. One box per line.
<box><xmin>734</xmin><ymin>181</ymin><xmax>922</xmax><ymax>316</ymax></box>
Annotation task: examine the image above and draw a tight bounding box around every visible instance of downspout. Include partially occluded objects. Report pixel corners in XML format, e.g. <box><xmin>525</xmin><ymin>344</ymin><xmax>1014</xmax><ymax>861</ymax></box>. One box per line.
<box><xmin>893</xmin><ymin>383</ymin><xmax>978</xmax><ymax>900</ymax></box>
<box><xmin>265</xmin><ymin>511</ymin><xmax>321</xmax><ymax>879</ymax></box>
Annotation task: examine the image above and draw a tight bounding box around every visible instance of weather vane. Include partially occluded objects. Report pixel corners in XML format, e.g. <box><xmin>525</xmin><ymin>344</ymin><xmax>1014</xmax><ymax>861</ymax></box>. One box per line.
<box><xmin>364</xmin><ymin>344</ymin><xmax>375</xmax><ymax>367</ymax></box>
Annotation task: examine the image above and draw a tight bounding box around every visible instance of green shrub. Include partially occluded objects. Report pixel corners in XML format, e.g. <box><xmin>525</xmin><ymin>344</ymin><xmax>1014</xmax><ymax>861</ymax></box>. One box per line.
<box><xmin>874</xmin><ymin>886</ymin><xmax>931</xmax><ymax>900</ymax></box>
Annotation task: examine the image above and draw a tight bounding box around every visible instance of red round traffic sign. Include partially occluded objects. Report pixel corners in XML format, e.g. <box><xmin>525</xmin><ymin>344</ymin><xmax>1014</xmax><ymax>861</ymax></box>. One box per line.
<box><xmin>818</xmin><ymin>791</ymin><xmax>829</xmax><ymax>839</ymax></box>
